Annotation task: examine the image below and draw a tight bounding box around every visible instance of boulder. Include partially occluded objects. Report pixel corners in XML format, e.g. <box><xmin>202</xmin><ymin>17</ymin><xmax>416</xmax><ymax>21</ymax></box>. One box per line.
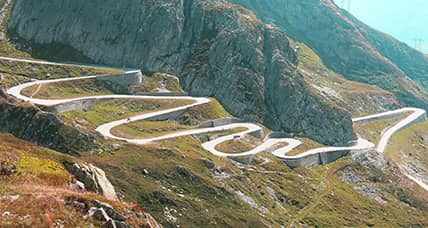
<box><xmin>88</xmin><ymin>207</ymin><xmax>110</xmax><ymax>222</ymax></box>
<box><xmin>65</xmin><ymin>162</ymin><xmax>118</xmax><ymax>201</ymax></box>
<box><xmin>93</xmin><ymin>200</ymin><xmax>126</xmax><ymax>221</ymax></box>
<box><xmin>0</xmin><ymin>161</ymin><xmax>17</xmax><ymax>176</ymax></box>
<box><xmin>102</xmin><ymin>220</ymin><xmax>130</xmax><ymax>228</ymax></box>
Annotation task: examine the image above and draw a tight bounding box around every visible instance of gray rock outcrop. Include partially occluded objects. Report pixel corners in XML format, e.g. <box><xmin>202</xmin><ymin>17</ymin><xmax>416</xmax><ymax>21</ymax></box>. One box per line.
<box><xmin>65</xmin><ymin>162</ymin><xmax>118</xmax><ymax>201</ymax></box>
<box><xmin>0</xmin><ymin>88</ymin><xmax>100</xmax><ymax>155</ymax></box>
<box><xmin>230</xmin><ymin>0</ymin><xmax>428</xmax><ymax>109</ymax></box>
<box><xmin>8</xmin><ymin>0</ymin><xmax>354</xmax><ymax>145</ymax></box>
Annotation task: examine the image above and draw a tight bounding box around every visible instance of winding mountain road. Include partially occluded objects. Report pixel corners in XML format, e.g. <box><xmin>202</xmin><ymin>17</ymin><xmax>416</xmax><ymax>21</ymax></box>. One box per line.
<box><xmin>3</xmin><ymin>57</ymin><xmax>427</xmax><ymax>190</ymax></box>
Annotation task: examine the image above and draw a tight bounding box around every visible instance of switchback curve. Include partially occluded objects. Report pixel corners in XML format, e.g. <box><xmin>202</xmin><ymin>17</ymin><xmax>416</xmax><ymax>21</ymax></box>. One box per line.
<box><xmin>4</xmin><ymin>57</ymin><xmax>427</xmax><ymax>189</ymax></box>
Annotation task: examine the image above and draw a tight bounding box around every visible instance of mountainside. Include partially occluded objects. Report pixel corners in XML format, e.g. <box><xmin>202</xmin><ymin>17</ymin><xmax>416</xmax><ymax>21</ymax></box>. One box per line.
<box><xmin>230</xmin><ymin>0</ymin><xmax>428</xmax><ymax>109</ymax></box>
<box><xmin>7</xmin><ymin>0</ymin><xmax>357</xmax><ymax>146</ymax></box>
<box><xmin>1</xmin><ymin>1</ymin><xmax>428</xmax><ymax>226</ymax></box>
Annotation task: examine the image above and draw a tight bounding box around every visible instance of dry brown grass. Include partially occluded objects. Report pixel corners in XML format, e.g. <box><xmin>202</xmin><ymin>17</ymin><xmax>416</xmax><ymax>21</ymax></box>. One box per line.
<box><xmin>0</xmin><ymin>134</ymin><xmax>153</xmax><ymax>227</ymax></box>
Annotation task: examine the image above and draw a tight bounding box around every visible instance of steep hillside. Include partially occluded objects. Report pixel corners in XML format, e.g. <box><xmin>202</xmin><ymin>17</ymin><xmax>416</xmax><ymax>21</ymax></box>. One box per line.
<box><xmin>0</xmin><ymin>134</ymin><xmax>160</xmax><ymax>227</ymax></box>
<box><xmin>231</xmin><ymin>0</ymin><xmax>428</xmax><ymax>109</ymax></box>
<box><xmin>7</xmin><ymin>0</ymin><xmax>354</xmax><ymax>146</ymax></box>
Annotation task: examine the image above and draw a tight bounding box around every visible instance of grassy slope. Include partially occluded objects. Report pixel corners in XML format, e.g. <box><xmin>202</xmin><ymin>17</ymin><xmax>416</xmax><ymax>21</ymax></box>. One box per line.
<box><xmin>65</xmin><ymin>91</ymin><xmax>427</xmax><ymax>226</ymax></box>
<box><xmin>0</xmin><ymin>59</ymin><xmax>121</xmax><ymax>88</ymax></box>
<box><xmin>2</xmin><ymin>62</ymin><xmax>427</xmax><ymax>226</ymax></box>
<box><xmin>386</xmin><ymin>120</ymin><xmax>428</xmax><ymax>168</ymax></box>
<box><xmin>0</xmin><ymin>134</ymin><xmax>151</xmax><ymax>227</ymax></box>
<box><xmin>0</xmin><ymin>2</ymin><xmax>425</xmax><ymax>226</ymax></box>
<box><xmin>82</xmin><ymin>137</ymin><xmax>428</xmax><ymax>227</ymax></box>
<box><xmin>110</xmin><ymin>98</ymin><xmax>231</xmax><ymax>139</ymax></box>
<box><xmin>354</xmin><ymin>112</ymin><xmax>411</xmax><ymax>143</ymax></box>
<box><xmin>296</xmin><ymin>41</ymin><xmax>401</xmax><ymax>116</ymax></box>
<box><xmin>132</xmin><ymin>73</ymin><xmax>183</xmax><ymax>93</ymax></box>
<box><xmin>60</xmin><ymin>99</ymin><xmax>194</xmax><ymax>130</ymax></box>
<box><xmin>21</xmin><ymin>78</ymin><xmax>114</xmax><ymax>99</ymax></box>
<box><xmin>215</xmin><ymin>135</ymin><xmax>259</xmax><ymax>154</ymax></box>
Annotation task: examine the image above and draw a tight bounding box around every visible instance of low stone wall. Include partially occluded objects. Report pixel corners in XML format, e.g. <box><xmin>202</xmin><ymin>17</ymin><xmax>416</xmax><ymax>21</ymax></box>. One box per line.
<box><xmin>96</xmin><ymin>71</ymin><xmax>143</xmax><ymax>93</ymax></box>
<box><xmin>283</xmin><ymin>153</ymin><xmax>321</xmax><ymax>168</ymax></box>
<box><xmin>47</xmin><ymin>99</ymin><xmax>99</xmax><ymax>113</ymax></box>
<box><xmin>268</xmin><ymin>131</ymin><xmax>295</xmax><ymax>139</ymax></box>
<box><xmin>145</xmin><ymin>109</ymin><xmax>187</xmax><ymax>121</ymax></box>
<box><xmin>283</xmin><ymin>149</ymin><xmax>351</xmax><ymax>168</ymax></box>
<box><xmin>199</xmin><ymin>117</ymin><xmax>242</xmax><ymax>128</ymax></box>
<box><xmin>134</xmin><ymin>92</ymin><xmax>188</xmax><ymax>96</ymax></box>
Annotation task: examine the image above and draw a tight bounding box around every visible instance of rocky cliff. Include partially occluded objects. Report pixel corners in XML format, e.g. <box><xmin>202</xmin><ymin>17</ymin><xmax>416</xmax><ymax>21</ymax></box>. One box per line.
<box><xmin>0</xmin><ymin>88</ymin><xmax>100</xmax><ymax>154</ymax></box>
<box><xmin>7</xmin><ymin>0</ymin><xmax>354</xmax><ymax>145</ymax></box>
<box><xmin>230</xmin><ymin>0</ymin><xmax>428</xmax><ymax>109</ymax></box>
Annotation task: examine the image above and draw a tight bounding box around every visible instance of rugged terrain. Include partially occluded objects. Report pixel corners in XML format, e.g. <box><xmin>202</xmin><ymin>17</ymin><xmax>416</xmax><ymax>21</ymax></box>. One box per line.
<box><xmin>8</xmin><ymin>0</ymin><xmax>357</xmax><ymax>146</ymax></box>
<box><xmin>0</xmin><ymin>0</ymin><xmax>428</xmax><ymax>227</ymax></box>
<box><xmin>231</xmin><ymin>0</ymin><xmax>428</xmax><ymax>109</ymax></box>
<box><xmin>1</xmin><ymin>58</ymin><xmax>427</xmax><ymax>227</ymax></box>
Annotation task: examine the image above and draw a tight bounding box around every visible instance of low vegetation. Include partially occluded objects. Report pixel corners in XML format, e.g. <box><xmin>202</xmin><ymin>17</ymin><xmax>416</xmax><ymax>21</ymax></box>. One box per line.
<box><xmin>0</xmin><ymin>59</ymin><xmax>121</xmax><ymax>88</ymax></box>
<box><xmin>61</xmin><ymin>98</ymin><xmax>193</xmax><ymax>130</ymax></box>
<box><xmin>215</xmin><ymin>135</ymin><xmax>260</xmax><ymax>154</ymax></box>
<box><xmin>0</xmin><ymin>134</ymin><xmax>152</xmax><ymax>227</ymax></box>
<box><xmin>21</xmin><ymin>78</ymin><xmax>114</xmax><ymax>99</ymax></box>
<box><xmin>296</xmin><ymin>41</ymin><xmax>400</xmax><ymax>116</ymax></box>
<box><xmin>132</xmin><ymin>73</ymin><xmax>183</xmax><ymax>93</ymax></box>
<box><xmin>285</xmin><ymin>138</ymin><xmax>324</xmax><ymax>156</ymax></box>
<box><xmin>112</xmin><ymin>120</ymin><xmax>193</xmax><ymax>139</ymax></box>
<box><xmin>386</xmin><ymin>120</ymin><xmax>428</xmax><ymax>168</ymax></box>
<box><xmin>354</xmin><ymin>112</ymin><xmax>411</xmax><ymax>143</ymax></box>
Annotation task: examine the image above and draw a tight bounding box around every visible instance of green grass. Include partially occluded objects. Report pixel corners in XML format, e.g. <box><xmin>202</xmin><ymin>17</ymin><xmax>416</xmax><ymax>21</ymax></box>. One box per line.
<box><xmin>286</xmin><ymin>138</ymin><xmax>324</xmax><ymax>156</ymax></box>
<box><xmin>386</xmin><ymin>120</ymin><xmax>428</xmax><ymax>167</ymax></box>
<box><xmin>0</xmin><ymin>133</ymin><xmax>154</xmax><ymax>228</ymax></box>
<box><xmin>61</xmin><ymin>99</ymin><xmax>194</xmax><ymax>129</ymax></box>
<box><xmin>178</xmin><ymin>98</ymin><xmax>231</xmax><ymax>122</ymax></box>
<box><xmin>21</xmin><ymin>78</ymin><xmax>114</xmax><ymax>99</ymax></box>
<box><xmin>0</xmin><ymin>59</ymin><xmax>121</xmax><ymax>88</ymax></box>
<box><xmin>215</xmin><ymin>136</ymin><xmax>259</xmax><ymax>154</ymax></box>
<box><xmin>295</xmin><ymin>41</ymin><xmax>399</xmax><ymax>116</ymax></box>
<box><xmin>80</xmin><ymin>134</ymin><xmax>428</xmax><ymax>227</ymax></box>
<box><xmin>17</xmin><ymin>155</ymin><xmax>71</xmax><ymax>186</ymax></box>
<box><xmin>132</xmin><ymin>73</ymin><xmax>183</xmax><ymax>93</ymax></box>
<box><xmin>111</xmin><ymin>120</ymin><xmax>193</xmax><ymax>139</ymax></box>
<box><xmin>354</xmin><ymin>112</ymin><xmax>411</xmax><ymax>143</ymax></box>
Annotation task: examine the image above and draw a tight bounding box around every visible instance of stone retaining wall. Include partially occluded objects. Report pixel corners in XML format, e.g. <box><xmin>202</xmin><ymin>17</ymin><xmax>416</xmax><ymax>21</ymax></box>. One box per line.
<box><xmin>96</xmin><ymin>71</ymin><xmax>143</xmax><ymax>93</ymax></box>
<box><xmin>145</xmin><ymin>109</ymin><xmax>187</xmax><ymax>121</ymax></box>
<box><xmin>199</xmin><ymin>117</ymin><xmax>242</xmax><ymax>128</ymax></box>
<box><xmin>134</xmin><ymin>92</ymin><xmax>188</xmax><ymax>96</ymax></box>
<box><xmin>283</xmin><ymin>149</ymin><xmax>354</xmax><ymax>168</ymax></box>
<box><xmin>47</xmin><ymin>99</ymin><xmax>99</xmax><ymax>113</ymax></box>
<box><xmin>283</xmin><ymin>110</ymin><xmax>427</xmax><ymax>168</ymax></box>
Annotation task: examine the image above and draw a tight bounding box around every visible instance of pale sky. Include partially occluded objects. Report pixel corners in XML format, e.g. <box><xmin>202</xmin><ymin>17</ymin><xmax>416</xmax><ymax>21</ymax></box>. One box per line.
<box><xmin>334</xmin><ymin>0</ymin><xmax>428</xmax><ymax>53</ymax></box>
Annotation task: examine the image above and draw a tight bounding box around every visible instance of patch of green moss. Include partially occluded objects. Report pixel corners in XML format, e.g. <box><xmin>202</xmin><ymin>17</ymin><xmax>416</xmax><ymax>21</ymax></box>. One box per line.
<box><xmin>17</xmin><ymin>155</ymin><xmax>71</xmax><ymax>186</ymax></box>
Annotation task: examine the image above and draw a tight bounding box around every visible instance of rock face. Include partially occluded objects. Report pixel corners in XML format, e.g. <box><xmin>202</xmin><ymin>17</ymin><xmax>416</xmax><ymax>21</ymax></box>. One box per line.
<box><xmin>0</xmin><ymin>88</ymin><xmax>99</xmax><ymax>154</ymax></box>
<box><xmin>230</xmin><ymin>0</ymin><xmax>428</xmax><ymax>109</ymax></box>
<box><xmin>7</xmin><ymin>0</ymin><xmax>355</xmax><ymax>145</ymax></box>
<box><xmin>65</xmin><ymin>162</ymin><xmax>118</xmax><ymax>201</ymax></box>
